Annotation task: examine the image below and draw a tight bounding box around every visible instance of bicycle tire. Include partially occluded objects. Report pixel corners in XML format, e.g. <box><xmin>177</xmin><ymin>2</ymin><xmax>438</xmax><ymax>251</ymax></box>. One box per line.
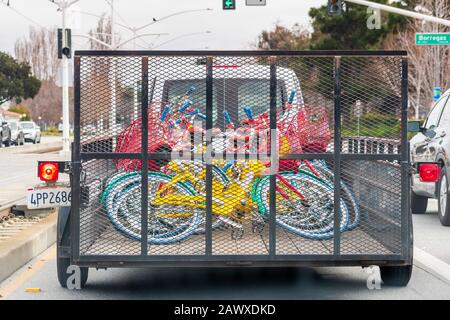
<box><xmin>300</xmin><ymin>160</ymin><xmax>360</xmax><ymax>230</ymax></box>
<box><xmin>254</xmin><ymin>172</ymin><xmax>349</xmax><ymax>240</ymax></box>
<box><xmin>104</xmin><ymin>172</ymin><xmax>202</xmax><ymax>244</ymax></box>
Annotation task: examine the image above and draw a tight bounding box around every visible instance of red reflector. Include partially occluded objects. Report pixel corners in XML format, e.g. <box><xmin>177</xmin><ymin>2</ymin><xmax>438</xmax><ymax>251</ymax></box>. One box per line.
<box><xmin>39</xmin><ymin>162</ymin><xmax>59</xmax><ymax>182</ymax></box>
<box><xmin>419</xmin><ymin>163</ymin><xmax>441</xmax><ymax>182</ymax></box>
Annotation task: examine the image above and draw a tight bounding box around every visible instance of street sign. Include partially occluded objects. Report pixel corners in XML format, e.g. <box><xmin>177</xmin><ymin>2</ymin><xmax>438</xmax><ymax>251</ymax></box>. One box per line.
<box><xmin>223</xmin><ymin>0</ymin><xmax>236</xmax><ymax>10</ymax></box>
<box><xmin>416</xmin><ymin>33</ymin><xmax>450</xmax><ymax>45</ymax></box>
<box><xmin>246</xmin><ymin>0</ymin><xmax>266</xmax><ymax>5</ymax></box>
<box><xmin>433</xmin><ymin>87</ymin><xmax>442</xmax><ymax>101</ymax></box>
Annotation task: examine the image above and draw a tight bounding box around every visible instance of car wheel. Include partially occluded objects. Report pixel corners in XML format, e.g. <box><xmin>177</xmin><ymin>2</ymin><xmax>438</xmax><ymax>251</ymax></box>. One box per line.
<box><xmin>4</xmin><ymin>137</ymin><xmax>10</xmax><ymax>147</ymax></box>
<box><xmin>380</xmin><ymin>265</ymin><xmax>412</xmax><ymax>287</ymax></box>
<box><xmin>411</xmin><ymin>191</ymin><xmax>428</xmax><ymax>214</ymax></box>
<box><xmin>33</xmin><ymin>138</ymin><xmax>37</xmax><ymax>144</ymax></box>
<box><xmin>0</xmin><ymin>133</ymin><xmax>3</xmax><ymax>148</ymax></box>
<box><xmin>438</xmin><ymin>167</ymin><xmax>450</xmax><ymax>226</ymax></box>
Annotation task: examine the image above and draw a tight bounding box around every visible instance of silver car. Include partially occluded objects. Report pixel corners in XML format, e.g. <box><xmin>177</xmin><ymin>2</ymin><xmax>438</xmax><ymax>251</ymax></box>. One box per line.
<box><xmin>409</xmin><ymin>88</ymin><xmax>450</xmax><ymax>226</ymax></box>
<box><xmin>20</xmin><ymin>121</ymin><xmax>41</xmax><ymax>144</ymax></box>
<box><xmin>9</xmin><ymin>121</ymin><xmax>25</xmax><ymax>146</ymax></box>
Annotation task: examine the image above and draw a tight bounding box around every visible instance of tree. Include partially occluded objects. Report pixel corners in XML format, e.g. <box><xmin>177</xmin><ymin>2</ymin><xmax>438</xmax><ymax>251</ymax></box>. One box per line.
<box><xmin>384</xmin><ymin>0</ymin><xmax>450</xmax><ymax>118</ymax></box>
<box><xmin>13</xmin><ymin>26</ymin><xmax>69</xmax><ymax>124</ymax></box>
<box><xmin>88</xmin><ymin>13</ymin><xmax>121</xmax><ymax>49</ymax></box>
<box><xmin>0</xmin><ymin>51</ymin><xmax>41</xmax><ymax>105</ymax></box>
<box><xmin>14</xmin><ymin>26</ymin><xmax>59</xmax><ymax>81</ymax></box>
<box><xmin>257</xmin><ymin>23</ymin><xmax>310</xmax><ymax>50</ymax></box>
<box><xmin>8</xmin><ymin>104</ymin><xmax>31</xmax><ymax>121</ymax></box>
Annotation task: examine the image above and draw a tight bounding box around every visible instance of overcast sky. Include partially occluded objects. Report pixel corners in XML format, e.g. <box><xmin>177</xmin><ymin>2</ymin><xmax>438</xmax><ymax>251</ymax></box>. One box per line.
<box><xmin>0</xmin><ymin>0</ymin><xmax>326</xmax><ymax>55</ymax></box>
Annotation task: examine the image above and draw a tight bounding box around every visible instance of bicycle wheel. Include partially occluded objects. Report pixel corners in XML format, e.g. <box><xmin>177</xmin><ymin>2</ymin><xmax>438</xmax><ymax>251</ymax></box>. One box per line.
<box><xmin>103</xmin><ymin>172</ymin><xmax>202</xmax><ymax>244</ymax></box>
<box><xmin>254</xmin><ymin>172</ymin><xmax>349</xmax><ymax>240</ymax></box>
<box><xmin>300</xmin><ymin>160</ymin><xmax>360</xmax><ymax>230</ymax></box>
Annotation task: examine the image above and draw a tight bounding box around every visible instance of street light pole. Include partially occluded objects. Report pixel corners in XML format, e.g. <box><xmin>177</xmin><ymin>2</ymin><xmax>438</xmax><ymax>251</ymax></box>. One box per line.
<box><xmin>61</xmin><ymin>3</ymin><xmax>70</xmax><ymax>153</ymax></box>
<box><xmin>50</xmin><ymin>0</ymin><xmax>80</xmax><ymax>154</ymax></box>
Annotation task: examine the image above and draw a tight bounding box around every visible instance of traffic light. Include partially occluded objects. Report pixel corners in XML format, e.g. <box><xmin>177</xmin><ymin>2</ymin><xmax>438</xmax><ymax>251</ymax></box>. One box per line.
<box><xmin>328</xmin><ymin>0</ymin><xmax>343</xmax><ymax>16</ymax></box>
<box><xmin>223</xmin><ymin>0</ymin><xmax>236</xmax><ymax>10</ymax></box>
<box><xmin>58</xmin><ymin>28</ymin><xmax>72</xmax><ymax>59</ymax></box>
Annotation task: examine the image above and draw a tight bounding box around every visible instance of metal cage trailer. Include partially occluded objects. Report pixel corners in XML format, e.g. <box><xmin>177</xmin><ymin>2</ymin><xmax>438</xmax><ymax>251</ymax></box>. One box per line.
<box><xmin>33</xmin><ymin>50</ymin><xmax>412</xmax><ymax>288</ymax></box>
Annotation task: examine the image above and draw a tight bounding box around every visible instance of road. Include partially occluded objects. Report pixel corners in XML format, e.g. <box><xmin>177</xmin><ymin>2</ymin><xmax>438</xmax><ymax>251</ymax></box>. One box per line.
<box><xmin>1</xmin><ymin>202</ymin><xmax>450</xmax><ymax>299</ymax></box>
<box><xmin>0</xmin><ymin>136</ymin><xmax>68</xmax><ymax>207</ymax></box>
<box><xmin>1</xmin><ymin>143</ymin><xmax>450</xmax><ymax>299</ymax></box>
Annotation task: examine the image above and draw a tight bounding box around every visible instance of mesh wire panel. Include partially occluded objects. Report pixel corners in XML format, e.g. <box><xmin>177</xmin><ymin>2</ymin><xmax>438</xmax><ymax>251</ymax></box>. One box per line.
<box><xmin>80</xmin><ymin>56</ymin><xmax>142</xmax><ymax>153</ymax></box>
<box><xmin>76</xmin><ymin>53</ymin><xmax>407</xmax><ymax>260</ymax></box>
<box><xmin>340</xmin><ymin>160</ymin><xmax>402</xmax><ymax>255</ymax></box>
<box><xmin>340</xmin><ymin>56</ymin><xmax>403</xmax><ymax>154</ymax></box>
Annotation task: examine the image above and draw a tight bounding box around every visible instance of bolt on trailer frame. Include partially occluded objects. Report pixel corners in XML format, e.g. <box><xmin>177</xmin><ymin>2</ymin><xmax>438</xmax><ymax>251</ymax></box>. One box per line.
<box><xmin>68</xmin><ymin>50</ymin><xmax>412</xmax><ymax>270</ymax></box>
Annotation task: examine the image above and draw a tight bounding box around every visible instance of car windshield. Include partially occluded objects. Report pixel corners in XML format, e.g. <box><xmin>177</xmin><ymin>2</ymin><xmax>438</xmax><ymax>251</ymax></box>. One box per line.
<box><xmin>163</xmin><ymin>78</ymin><xmax>286</xmax><ymax>128</ymax></box>
<box><xmin>21</xmin><ymin>123</ymin><xmax>34</xmax><ymax>129</ymax></box>
<box><xmin>9</xmin><ymin>122</ymin><xmax>17</xmax><ymax>130</ymax></box>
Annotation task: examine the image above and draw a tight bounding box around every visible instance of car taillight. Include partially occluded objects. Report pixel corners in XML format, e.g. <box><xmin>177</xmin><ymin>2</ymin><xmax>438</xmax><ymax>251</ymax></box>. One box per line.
<box><xmin>39</xmin><ymin>162</ymin><xmax>59</xmax><ymax>182</ymax></box>
<box><xmin>419</xmin><ymin>163</ymin><xmax>441</xmax><ymax>182</ymax></box>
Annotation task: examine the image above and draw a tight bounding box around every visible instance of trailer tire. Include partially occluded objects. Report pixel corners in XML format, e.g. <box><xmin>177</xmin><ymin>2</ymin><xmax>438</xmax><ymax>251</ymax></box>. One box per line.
<box><xmin>411</xmin><ymin>191</ymin><xmax>428</xmax><ymax>214</ymax></box>
<box><xmin>57</xmin><ymin>207</ymin><xmax>88</xmax><ymax>288</ymax></box>
<box><xmin>57</xmin><ymin>255</ymin><xmax>88</xmax><ymax>289</ymax></box>
<box><xmin>380</xmin><ymin>264</ymin><xmax>412</xmax><ymax>287</ymax></box>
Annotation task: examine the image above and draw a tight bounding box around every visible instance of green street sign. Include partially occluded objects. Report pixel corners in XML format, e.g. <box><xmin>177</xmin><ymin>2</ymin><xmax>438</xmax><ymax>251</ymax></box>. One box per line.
<box><xmin>223</xmin><ymin>0</ymin><xmax>236</xmax><ymax>10</ymax></box>
<box><xmin>416</xmin><ymin>33</ymin><xmax>450</xmax><ymax>45</ymax></box>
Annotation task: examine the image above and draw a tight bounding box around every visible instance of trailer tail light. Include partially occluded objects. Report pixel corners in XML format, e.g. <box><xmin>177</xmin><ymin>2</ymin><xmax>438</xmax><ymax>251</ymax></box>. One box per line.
<box><xmin>419</xmin><ymin>163</ymin><xmax>441</xmax><ymax>182</ymax></box>
<box><xmin>39</xmin><ymin>162</ymin><xmax>59</xmax><ymax>182</ymax></box>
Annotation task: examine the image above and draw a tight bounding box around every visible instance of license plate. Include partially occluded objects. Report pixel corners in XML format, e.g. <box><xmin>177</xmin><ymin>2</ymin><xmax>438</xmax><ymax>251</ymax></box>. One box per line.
<box><xmin>27</xmin><ymin>186</ymin><xmax>71</xmax><ymax>209</ymax></box>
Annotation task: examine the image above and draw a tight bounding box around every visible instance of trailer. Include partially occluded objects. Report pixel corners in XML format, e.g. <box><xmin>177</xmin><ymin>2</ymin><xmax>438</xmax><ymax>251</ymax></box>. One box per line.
<box><xmin>30</xmin><ymin>50</ymin><xmax>412</xmax><ymax>288</ymax></box>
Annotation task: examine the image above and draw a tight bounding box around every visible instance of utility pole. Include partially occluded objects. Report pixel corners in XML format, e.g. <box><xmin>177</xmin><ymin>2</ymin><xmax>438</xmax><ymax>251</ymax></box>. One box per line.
<box><xmin>51</xmin><ymin>0</ymin><xmax>80</xmax><ymax>154</ymax></box>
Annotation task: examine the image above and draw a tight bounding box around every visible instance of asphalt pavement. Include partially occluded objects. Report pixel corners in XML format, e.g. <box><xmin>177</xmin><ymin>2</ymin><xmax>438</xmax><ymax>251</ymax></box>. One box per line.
<box><xmin>2</xmin><ymin>199</ymin><xmax>450</xmax><ymax>300</ymax></box>
<box><xmin>0</xmin><ymin>136</ymin><xmax>68</xmax><ymax>207</ymax></box>
<box><xmin>1</xmin><ymin>244</ymin><xmax>450</xmax><ymax>300</ymax></box>
<box><xmin>1</xmin><ymin>141</ymin><xmax>450</xmax><ymax>299</ymax></box>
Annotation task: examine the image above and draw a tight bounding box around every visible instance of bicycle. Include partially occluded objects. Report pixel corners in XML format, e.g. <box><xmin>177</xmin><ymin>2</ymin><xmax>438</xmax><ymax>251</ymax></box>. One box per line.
<box><xmin>102</xmin><ymin>89</ymin><xmax>359</xmax><ymax>244</ymax></box>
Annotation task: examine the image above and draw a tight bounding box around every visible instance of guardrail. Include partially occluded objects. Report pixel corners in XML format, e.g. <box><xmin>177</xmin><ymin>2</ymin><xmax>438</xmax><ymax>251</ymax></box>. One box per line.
<box><xmin>342</xmin><ymin>136</ymin><xmax>401</xmax><ymax>155</ymax></box>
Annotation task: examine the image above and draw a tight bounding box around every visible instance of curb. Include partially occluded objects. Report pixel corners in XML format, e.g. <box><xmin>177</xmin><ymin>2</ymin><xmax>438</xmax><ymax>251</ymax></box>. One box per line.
<box><xmin>0</xmin><ymin>212</ymin><xmax>57</xmax><ymax>283</ymax></box>
<box><xmin>413</xmin><ymin>246</ymin><xmax>450</xmax><ymax>286</ymax></box>
<box><xmin>0</xmin><ymin>142</ymin><xmax>62</xmax><ymax>155</ymax></box>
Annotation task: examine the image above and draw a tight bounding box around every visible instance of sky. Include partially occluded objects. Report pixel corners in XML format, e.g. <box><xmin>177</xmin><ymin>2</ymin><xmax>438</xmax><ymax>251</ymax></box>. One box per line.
<box><xmin>0</xmin><ymin>0</ymin><xmax>326</xmax><ymax>55</ymax></box>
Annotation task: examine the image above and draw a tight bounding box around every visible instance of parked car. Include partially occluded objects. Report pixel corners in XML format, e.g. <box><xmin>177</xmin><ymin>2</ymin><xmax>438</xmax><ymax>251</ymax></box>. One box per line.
<box><xmin>20</xmin><ymin>121</ymin><xmax>41</xmax><ymax>144</ymax></box>
<box><xmin>410</xmin><ymin>88</ymin><xmax>450</xmax><ymax>226</ymax></box>
<box><xmin>9</xmin><ymin>121</ymin><xmax>25</xmax><ymax>146</ymax></box>
<box><xmin>0</xmin><ymin>114</ymin><xmax>11</xmax><ymax>147</ymax></box>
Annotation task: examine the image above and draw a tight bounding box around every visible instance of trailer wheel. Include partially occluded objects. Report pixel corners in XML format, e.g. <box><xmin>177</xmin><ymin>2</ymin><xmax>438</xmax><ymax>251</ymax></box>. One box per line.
<box><xmin>57</xmin><ymin>207</ymin><xmax>88</xmax><ymax>288</ymax></box>
<box><xmin>411</xmin><ymin>191</ymin><xmax>428</xmax><ymax>214</ymax></box>
<box><xmin>380</xmin><ymin>265</ymin><xmax>412</xmax><ymax>287</ymax></box>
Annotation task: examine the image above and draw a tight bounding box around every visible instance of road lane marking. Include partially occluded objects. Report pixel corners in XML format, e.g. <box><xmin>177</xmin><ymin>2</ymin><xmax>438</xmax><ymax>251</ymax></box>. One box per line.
<box><xmin>414</xmin><ymin>246</ymin><xmax>450</xmax><ymax>285</ymax></box>
<box><xmin>0</xmin><ymin>245</ymin><xmax>55</xmax><ymax>299</ymax></box>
